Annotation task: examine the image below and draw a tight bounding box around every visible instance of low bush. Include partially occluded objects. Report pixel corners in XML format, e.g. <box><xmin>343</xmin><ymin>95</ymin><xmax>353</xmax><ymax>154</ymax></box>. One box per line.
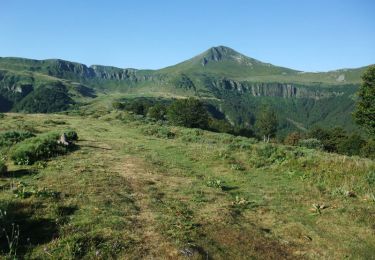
<box><xmin>0</xmin><ymin>130</ymin><xmax>35</xmax><ymax>147</ymax></box>
<box><xmin>10</xmin><ymin>132</ymin><xmax>72</xmax><ymax>165</ymax></box>
<box><xmin>43</xmin><ymin>119</ymin><xmax>67</xmax><ymax>125</ymax></box>
<box><xmin>141</xmin><ymin>125</ymin><xmax>175</xmax><ymax>139</ymax></box>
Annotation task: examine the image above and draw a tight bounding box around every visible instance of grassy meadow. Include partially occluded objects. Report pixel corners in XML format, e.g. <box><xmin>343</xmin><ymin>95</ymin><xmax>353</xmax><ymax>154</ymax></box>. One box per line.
<box><xmin>0</xmin><ymin>111</ymin><xmax>374</xmax><ymax>259</ymax></box>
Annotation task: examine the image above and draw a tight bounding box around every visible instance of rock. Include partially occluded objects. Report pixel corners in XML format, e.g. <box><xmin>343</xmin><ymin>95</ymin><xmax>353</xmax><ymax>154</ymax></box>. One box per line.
<box><xmin>57</xmin><ymin>133</ymin><xmax>70</xmax><ymax>146</ymax></box>
<box><xmin>345</xmin><ymin>191</ymin><xmax>356</xmax><ymax>197</ymax></box>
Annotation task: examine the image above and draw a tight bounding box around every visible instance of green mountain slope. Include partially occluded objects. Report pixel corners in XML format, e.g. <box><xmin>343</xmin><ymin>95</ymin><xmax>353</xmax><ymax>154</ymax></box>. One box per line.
<box><xmin>0</xmin><ymin>46</ymin><xmax>372</xmax><ymax>135</ymax></box>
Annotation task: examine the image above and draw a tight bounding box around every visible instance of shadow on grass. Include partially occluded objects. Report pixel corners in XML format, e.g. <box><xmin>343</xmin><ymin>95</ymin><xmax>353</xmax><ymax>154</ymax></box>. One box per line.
<box><xmin>0</xmin><ymin>201</ymin><xmax>76</xmax><ymax>257</ymax></box>
<box><xmin>221</xmin><ymin>185</ymin><xmax>239</xmax><ymax>192</ymax></box>
<box><xmin>1</xmin><ymin>169</ymin><xmax>37</xmax><ymax>178</ymax></box>
<box><xmin>79</xmin><ymin>144</ymin><xmax>112</xmax><ymax>150</ymax></box>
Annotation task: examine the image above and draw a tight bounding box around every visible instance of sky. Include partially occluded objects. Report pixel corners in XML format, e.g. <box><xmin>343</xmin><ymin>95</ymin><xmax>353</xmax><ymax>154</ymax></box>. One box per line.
<box><xmin>1</xmin><ymin>0</ymin><xmax>374</xmax><ymax>71</ymax></box>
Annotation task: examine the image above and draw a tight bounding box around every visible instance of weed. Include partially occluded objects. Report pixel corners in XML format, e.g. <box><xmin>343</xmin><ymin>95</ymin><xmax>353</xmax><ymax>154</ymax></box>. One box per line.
<box><xmin>12</xmin><ymin>182</ymin><xmax>60</xmax><ymax>199</ymax></box>
<box><xmin>206</xmin><ymin>179</ymin><xmax>224</xmax><ymax>189</ymax></box>
<box><xmin>0</xmin><ymin>210</ymin><xmax>20</xmax><ymax>257</ymax></box>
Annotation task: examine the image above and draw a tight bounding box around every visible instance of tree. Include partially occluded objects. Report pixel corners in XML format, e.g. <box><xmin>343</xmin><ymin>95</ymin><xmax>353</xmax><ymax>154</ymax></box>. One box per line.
<box><xmin>354</xmin><ymin>65</ymin><xmax>375</xmax><ymax>136</ymax></box>
<box><xmin>256</xmin><ymin>107</ymin><xmax>278</xmax><ymax>142</ymax></box>
<box><xmin>167</xmin><ymin>98</ymin><xmax>209</xmax><ymax>129</ymax></box>
<box><xmin>147</xmin><ymin>103</ymin><xmax>167</xmax><ymax>121</ymax></box>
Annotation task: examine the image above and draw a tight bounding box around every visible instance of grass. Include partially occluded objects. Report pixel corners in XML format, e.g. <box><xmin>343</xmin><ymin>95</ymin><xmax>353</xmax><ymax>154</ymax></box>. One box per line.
<box><xmin>0</xmin><ymin>111</ymin><xmax>374</xmax><ymax>258</ymax></box>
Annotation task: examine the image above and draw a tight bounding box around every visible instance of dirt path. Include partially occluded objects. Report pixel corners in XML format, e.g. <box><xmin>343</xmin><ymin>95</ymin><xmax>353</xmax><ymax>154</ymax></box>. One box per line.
<box><xmin>113</xmin><ymin>155</ymin><xmax>181</xmax><ymax>259</ymax></box>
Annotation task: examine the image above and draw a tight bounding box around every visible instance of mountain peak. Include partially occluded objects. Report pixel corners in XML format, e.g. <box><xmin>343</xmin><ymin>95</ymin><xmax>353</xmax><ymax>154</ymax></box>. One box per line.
<box><xmin>200</xmin><ymin>46</ymin><xmax>256</xmax><ymax>67</ymax></box>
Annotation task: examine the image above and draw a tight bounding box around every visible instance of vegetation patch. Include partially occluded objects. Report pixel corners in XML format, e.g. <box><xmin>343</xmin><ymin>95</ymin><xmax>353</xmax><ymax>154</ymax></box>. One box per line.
<box><xmin>10</xmin><ymin>131</ymin><xmax>76</xmax><ymax>165</ymax></box>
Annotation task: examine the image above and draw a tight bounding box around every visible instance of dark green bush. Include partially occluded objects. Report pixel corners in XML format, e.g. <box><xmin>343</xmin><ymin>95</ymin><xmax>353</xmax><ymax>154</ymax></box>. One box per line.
<box><xmin>0</xmin><ymin>130</ymin><xmax>35</xmax><ymax>147</ymax></box>
<box><xmin>64</xmin><ymin>130</ymin><xmax>78</xmax><ymax>142</ymax></box>
<box><xmin>10</xmin><ymin>132</ymin><xmax>70</xmax><ymax>165</ymax></box>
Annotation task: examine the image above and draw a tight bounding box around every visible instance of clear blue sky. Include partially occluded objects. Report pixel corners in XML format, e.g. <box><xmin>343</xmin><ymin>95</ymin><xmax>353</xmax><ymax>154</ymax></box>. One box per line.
<box><xmin>1</xmin><ymin>0</ymin><xmax>374</xmax><ymax>71</ymax></box>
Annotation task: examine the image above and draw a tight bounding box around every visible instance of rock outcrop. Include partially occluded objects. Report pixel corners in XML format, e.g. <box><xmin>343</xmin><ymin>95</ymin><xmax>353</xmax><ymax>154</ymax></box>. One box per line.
<box><xmin>209</xmin><ymin>79</ymin><xmax>345</xmax><ymax>99</ymax></box>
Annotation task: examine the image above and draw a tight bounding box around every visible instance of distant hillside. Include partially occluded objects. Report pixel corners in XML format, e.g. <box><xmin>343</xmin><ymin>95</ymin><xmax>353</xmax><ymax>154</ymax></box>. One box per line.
<box><xmin>0</xmin><ymin>46</ymin><xmax>372</xmax><ymax>135</ymax></box>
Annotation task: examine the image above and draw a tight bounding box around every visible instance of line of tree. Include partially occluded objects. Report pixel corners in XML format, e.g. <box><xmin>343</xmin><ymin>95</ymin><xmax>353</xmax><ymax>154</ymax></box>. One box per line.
<box><xmin>112</xmin><ymin>98</ymin><xmax>263</xmax><ymax>138</ymax></box>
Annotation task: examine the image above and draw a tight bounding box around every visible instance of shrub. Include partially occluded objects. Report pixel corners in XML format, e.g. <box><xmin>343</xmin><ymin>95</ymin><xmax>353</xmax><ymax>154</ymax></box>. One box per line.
<box><xmin>10</xmin><ymin>132</ymin><xmax>70</xmax><ymax>165</ymax></box>
<box><xmin>0</xmin><ymin>130</ymin><xmax>35</xmax><ymax>147</ymax></box>
<box><xmin>64</xmin><ymin>130</ymin><xmax>78</xmax><ymax>142</ymax></box>
<box><xmin>0</xmin><ymin>161</ymin><xmax>6</xmax><ymax>174</ymax></box>
<box><xmin>298</xmin><ymin>138</ymin><xmax>324</xmax><ymax>150</ymax></box>
<box><xmin>284</xmin><ymin>132</ymin><xmax>304</xmax><ymax>146</ymax></box>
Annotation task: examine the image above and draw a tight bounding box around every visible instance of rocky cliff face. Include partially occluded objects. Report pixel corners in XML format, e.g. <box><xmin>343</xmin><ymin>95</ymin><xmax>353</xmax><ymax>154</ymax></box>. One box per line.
<box><xmin>209</xmin><ymin>78</ymin><xmax>346</xmax><ymax>99</ymax></box>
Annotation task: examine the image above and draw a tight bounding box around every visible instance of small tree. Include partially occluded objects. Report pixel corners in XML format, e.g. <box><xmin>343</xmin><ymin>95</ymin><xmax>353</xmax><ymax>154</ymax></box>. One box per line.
<box><xmin>354</xmin><ymin>65</ymin><xmax>375</xmax><ymax>136</ymax></box>
<box><xmin>167</xmin><ymin>98</ymin><xmax>209</xmax><ymax>129</ymax></box>
<box><xmin>256</xmin><ymin>107</ymin><xmax>278</xmax><ymax>142</ymax></box>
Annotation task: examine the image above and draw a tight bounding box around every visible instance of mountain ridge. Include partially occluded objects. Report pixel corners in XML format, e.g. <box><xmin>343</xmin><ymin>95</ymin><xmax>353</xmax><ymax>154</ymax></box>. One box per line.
<box><xmin>0</xmin><ymin>45</ymin><xmax>371</xmax><ymax>80</ymax></box>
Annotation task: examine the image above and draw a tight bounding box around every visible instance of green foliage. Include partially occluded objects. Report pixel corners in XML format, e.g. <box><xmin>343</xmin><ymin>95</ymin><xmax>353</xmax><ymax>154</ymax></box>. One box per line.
<box><xmin>298</xmin><ymin>138</ymin><xmax>324</xmax><ymax>150</ymax></box>
<box><xmin>309</xmin><ymin>127</ymin><xmax>346</xmax><ymax>152</ymax></box>
<box><xmin>0</xmin><ymin>130</ymin><xmax>35</xmax><ymax>147</ymax></box>
<box><xmin>255</xmin><ymin>106</ymin><xmax>278</xmax><ymax>141</ymax></box>
<box><xmin>167</xmin><ymin>98</ymin><xmax>209</xmax><ymax>129</ymax></box>
<box><xmin>354</xmin><ymin>65</ymin><xmax>375</xmax><ymax>136</ymax></box>
<box><xmin>147</xmin><ymin>103</ymin><xmax>167</xmax><ymax>121</ymax></box>
<box><xmin>10</xmin><ymin>132</ymin><xmax>71</xmax><ymax>165</ymax></box>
